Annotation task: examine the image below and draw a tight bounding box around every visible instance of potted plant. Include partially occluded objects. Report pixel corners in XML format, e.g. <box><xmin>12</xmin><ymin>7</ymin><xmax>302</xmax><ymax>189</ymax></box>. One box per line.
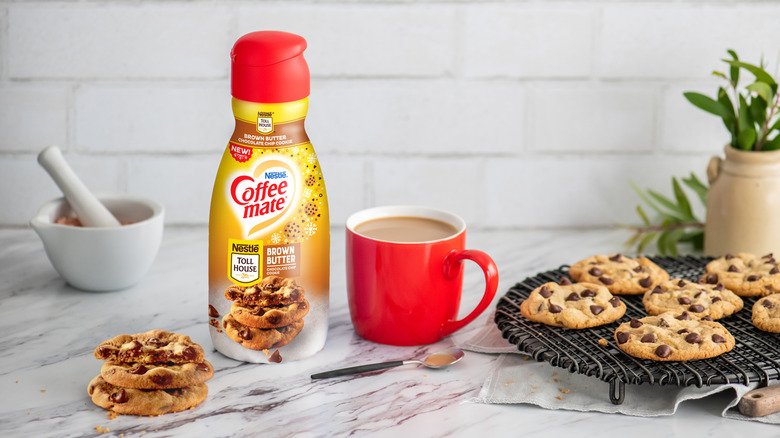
<box><xmin>684</xmin><ymin>51</ymin><xmax>780</xmax><ymax>256</ymax></box>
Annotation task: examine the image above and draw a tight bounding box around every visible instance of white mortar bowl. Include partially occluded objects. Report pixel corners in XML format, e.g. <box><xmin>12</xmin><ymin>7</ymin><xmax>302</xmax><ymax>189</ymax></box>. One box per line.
<box><xmin>30</xmin><ymin>194</ymin><xmax>164</xmax><ymax>291</ymax></box>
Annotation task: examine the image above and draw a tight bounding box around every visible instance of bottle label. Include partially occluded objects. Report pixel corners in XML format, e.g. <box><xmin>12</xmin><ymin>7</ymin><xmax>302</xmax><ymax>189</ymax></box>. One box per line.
<box><xmin>208</xmin><ymin>98</ymin><xmax>329</xmax><ymax>363</ymax></box>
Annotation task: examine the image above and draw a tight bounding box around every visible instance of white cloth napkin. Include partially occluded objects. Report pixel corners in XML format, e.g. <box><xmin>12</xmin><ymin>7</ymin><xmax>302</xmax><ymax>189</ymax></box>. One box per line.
<box><xmin>453</xmin><ymin>313</ymin><xmax>780</xmax><ymax>424</ymax></box>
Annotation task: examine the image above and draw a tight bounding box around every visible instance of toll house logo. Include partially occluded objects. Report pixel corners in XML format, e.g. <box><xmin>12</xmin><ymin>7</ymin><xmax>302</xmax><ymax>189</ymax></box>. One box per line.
<box><xmin>257</xmin><ymin>111</ymin><xmax>274</xmax><ymax>134</ymax></box>
<box><xmin>229</xmin><ymin>159</ymin><xmax>295</xmax><ymax>236</ymax></box>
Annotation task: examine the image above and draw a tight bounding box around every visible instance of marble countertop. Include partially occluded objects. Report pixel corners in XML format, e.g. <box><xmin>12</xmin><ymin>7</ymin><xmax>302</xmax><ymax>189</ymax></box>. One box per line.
<box><xmin>1</xmin><ymin>226</ymin><xmax>778</xmax><ymax>437</ymax></box>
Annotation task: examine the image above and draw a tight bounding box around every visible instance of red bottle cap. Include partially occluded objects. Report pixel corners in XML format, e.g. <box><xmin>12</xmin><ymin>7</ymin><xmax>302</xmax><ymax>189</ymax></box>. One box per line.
<box><xmin>231</xmin><ymin>31</ymin><xmax>310</xmax><ymax>103</ymax></box>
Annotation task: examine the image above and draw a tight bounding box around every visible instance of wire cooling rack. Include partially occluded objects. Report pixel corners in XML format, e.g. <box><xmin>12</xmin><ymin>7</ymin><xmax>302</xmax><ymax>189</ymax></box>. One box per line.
<box><xmin>494</xmin><ymin>255</ymin><xmax>780</xmax><ymax>404</ymax></box>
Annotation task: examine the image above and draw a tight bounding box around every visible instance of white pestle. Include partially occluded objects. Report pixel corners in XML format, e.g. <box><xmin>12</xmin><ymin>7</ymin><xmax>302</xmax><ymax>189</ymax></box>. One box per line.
<box><xmin>37</xmin><ymin>145</ymin><xmax>121</xmax><ymax>228</ymax></box>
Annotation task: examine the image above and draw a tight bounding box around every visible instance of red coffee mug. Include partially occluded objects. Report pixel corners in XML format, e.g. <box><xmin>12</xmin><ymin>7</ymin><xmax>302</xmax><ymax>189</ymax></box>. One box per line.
<box><xmin>346</xmin><ymin>206</ymin><xmax>499</xmax><ymax>346</ymax></box>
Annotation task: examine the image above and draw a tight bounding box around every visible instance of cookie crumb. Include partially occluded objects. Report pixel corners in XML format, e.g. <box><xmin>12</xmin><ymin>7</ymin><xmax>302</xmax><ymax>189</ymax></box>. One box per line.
<box><xmin>95</xmin><ymin>425</ymin><xmax>110</xmax><ymax>434</ymax></box>
<box><xmin>556</xmin><ymin>396</ymin><xmax>563</xmax><ymax>400</ymax></box>
<box><xmin>558</xmin><ymin>388</ymin><xmax>570</xmax><ymax>394</ymax></box>
<box><xmin>40</xmin><ymin>389</ymin><xmax>46</xmax><ymax>393</ymax></box>
<box><xmin>107</xmin><ymin>411</ymin><xmax>118</xmax><ymax>420</ymax></box>
<box><xmin>598</xmin><ymin>338</ymin><xmax>608</xmax><ymax>347</ymax></box>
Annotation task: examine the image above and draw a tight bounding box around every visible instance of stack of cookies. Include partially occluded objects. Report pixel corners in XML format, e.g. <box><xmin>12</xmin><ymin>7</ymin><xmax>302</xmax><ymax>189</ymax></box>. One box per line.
<box><xmin>222</xmin><ymin>275</ymin><xmax>309</xmax><ymax>352</ymax></box>
<box><xmin>88</xmin><ymin>329</ymin><xmax>213</xmax><ymax>416</ymax></box>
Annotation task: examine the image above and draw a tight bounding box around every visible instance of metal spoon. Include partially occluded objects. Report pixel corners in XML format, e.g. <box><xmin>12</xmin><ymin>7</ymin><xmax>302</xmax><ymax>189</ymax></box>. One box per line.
<box><xmin>310</xmin><ymin>348</ymin><xmax>464</xmax><ymax>379</ymax></box>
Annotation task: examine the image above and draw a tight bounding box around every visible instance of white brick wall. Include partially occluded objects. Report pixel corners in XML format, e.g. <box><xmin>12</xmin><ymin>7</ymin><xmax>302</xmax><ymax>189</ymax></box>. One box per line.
<box><xmin>1</xmin><ymin>1</ymin><xmax>778</xmax><ymax>230</ymax></box>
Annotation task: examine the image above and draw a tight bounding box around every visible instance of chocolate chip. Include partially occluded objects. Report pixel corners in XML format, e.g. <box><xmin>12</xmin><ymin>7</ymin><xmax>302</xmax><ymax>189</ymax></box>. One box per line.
<box><xmin>150</xmin><ymin>374</ymin><xmax>173</xmax><ymax>386</ymax></box>
<box><xmin>639</xmin><ymin>277</ymin><xmax>653</xmax><ymax>288</ymax></box>
<box><xmin>629</xmin><ymin>318</ymin><xmax>643</xmax><ymax>328</ymax></box>
<box><xmin>678</xmin><ymin>297</ymin><xmax>691</xmax><ymax>305</ymax></box>
<box><xmin>694</xmin><ymin>291</ymin><xmax>703</xmax><ymax>298</ymax></box>
<box><xmin>772</xmin><ymin>267</ymin><xmax>780</xmax><ymax>275</ymax></box>
<box><xmin>712</xmin><ymin>334</ymin><xmax>727</xmax><ymax>344</ymax></box>
<box><xmin>651</xmin><ymin>286</ymin><xmax>664</xmax><ymax>294</ymax></box>
<box><xmin>208</xmin><ymin>305</ymin><xmax>219</xmax><ymax>318</ymax></box>
<box><xmin>128</xmin><ymin>340</ymin><xmax>143</xmax><ymax>351</ymax></box>
<box><xmin>677</xmin><ymin>328</ymin><xmax>690</xmax><ymax>334</ymax></box>
<box><xmin>589</xmin><ymin>267</ymin><xmax>603</xmax><ymax>276</ymax></box>
<box><xmin>609</xmin><ymin>254</ymin><xmax>623</xmax><ymax>262</ymax></box>
<box><xmin>580</xmin><ymin>289</ymin><xmax>596</xmax><ymax>297</ymax></box>
<box><xmin>728</xmin><ymin>265</ymin><xmax>740</xmax><ymax>272</ymax></box>
<box><xmin>559</xmin><ymin>277</ymin><xmax>572</xmax><ymax>285</ymax></box>
<box><xmin>725</xmin><ymin>254</ymin><xmax>734</xmax><ymax>259</ymax></box>
<box><xmin>685</xmin><ymin>333</ymin><xmax>702</xmax><ymax>344</ymax></box>
<box><xmin>196</xmin><ymin>363</ymin><xmax>210</xmax><ymax>372</ymax></box>
<box><xmin>714</xmin><ymin>283</ymin><xmax>725</xmax><ymax>291</ymax></box>
<box><xmin>548</xmin><ymin>302</ymin><xmax>563</xmax><ymax>313</ymax></box>
<box><xmin>566</xmin><ymin>292</ymin><xmax>581</xmax><ymax>302</ymax></box>
<box><xmin>599</xmin><ymin>276</ymin><xmax>614</xmax><ymax>285</ymax></box>
<box><xmin>110</xmin><ymin>389</ymin><xmax>128</xmax><ymax>404</ymax></box>
<box><xmin>712</xmin><ymin>297</ymin><xmax>722</xmax><ymax>303</ymax></box>
<box><xmin>641</xmin><ymin>334</ymin><xmax>656</xmax><ymax>343</ymax></box>
<box><xmin>183</xmin><ymin>346</ymin><xmax>197</xmax><ymax>360</ymax></box>
<box><xmin>702</xmin><ymin>316</ymin><xmax>713</xmax><ymax>321</ymax></box>
<box><xmin>147</xmin><ymin>337</ymin><xmax>165</xmax><ymax>347</ymax></box>
<box><xmin>633</xmin><ymin>266</ymin><xmax>644</xmax><ymax>273</ymax></box>
<box><xmin>96</xmin><ymin>346</ymin><xmax>114</xmax><ymax>358</ymax></box>
<box><xmin>238</xmin><ymin>329</ymin><xmax>252</xmax><ymax>340</ymax></box>
<box><xmin>129</xmin><ymin>364</ymin><xmax>147</xmax><ymax>375</ymax></box>
<box><xmin>609</xmin><ymin>297</ymin><xmax>621</xmax><ymax>308</ymax></box>
<box><xmin>675</xmin><ymin>311</ymin><xmax>691</xmax><ymax>320</ymax></box>
<box><xmin>590</xmin><ymin>305</ymin><xmax>604</xmax><ymax>315</ymax></box>
<box><xmin>269</xmin><ymin>350</ymin><xmax>283</xmax><ymax>363</ymax></box>
<box><xmin>747</xmin><ymin>275</ymin><xmax>761</xmax><ymax>282</ymax></box>
<box><xmin>677</xmin><ymin>279</ymin><xmax>687</xmax><ymax>287</ymax></box>
<box><xmin>655</xmin><ymin>345</ymin><xmax>672</xmax><ymax>358</ymax></box>
<box><xmin>658</xmin><ymin>318</ymin><xmax>670</xmax><ymax>327</ymax></box>
<box><xmin>766</xmin><ymin>286</ymin><xmax>774</xmax><ymax>293</ymax></box>
<box><xmin>704</xmin><ymin>273</ymin><xmax>719</xmax><ymax>284</ymax></box>
<box><xmin>539</xmin><ymin>285</ymin><xmax>552</xmax><ymax>298</ymax></box>
<box><xmin>616</xmin><ymin>332</ymin><xmax>630</xmax><ymax>344</ymax></box>
<box><xmin>689</xmin><ymin>304</ymin><xmax>705</xmax><ymax>313</ymax></box>
<box><xmin>763</xmin><ymin>253</ymin><xmax>774</xmax><ymax>259</ymax></box>
<box><xmin>762</xmin><ymin>299</ymin><xmax>774</xmax><ymax>308</ymax></box>
<box><xmin>105</xmin><ymin>368</ymin><xmax>116</xmax><ymax>375</ymax></box>
<box><xmin>251</xmin><ymin>307</ymin><xmax>267</xmax><ymax>316</ymax></box>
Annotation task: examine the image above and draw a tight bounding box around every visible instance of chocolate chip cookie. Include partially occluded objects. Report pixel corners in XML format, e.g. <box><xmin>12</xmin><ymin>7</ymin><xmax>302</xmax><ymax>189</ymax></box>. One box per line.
<box><xmin>230</xmin><ymin>300</ymin><xmax>309</xmax><ymax>329</ymax></box>
<box><xmin>752</xmin><ymin>294</ymin><xmax>780</xmax><ymax>333</ymax></box>
<box><xmin>704</xmin><ymin>253</ymin><xmax>780</xmax><ymax>297</ymax></box>
<box><xmin>642</xmin><ymin>278</ymin><xmax>743</xmax><ymax>320</ymax></box>
<box><xmin>519</xmin><ymin>281</ymin><xmax>626</xmax><ymax>329</ymax></box>
<box><xmin>224</xmin><ymin>276</ymin><xmax>305</xmax><ymax>307</ymax></box>
<box><xmin>94</xmin><ymin>329</ymin><xmax>205</xmax><ymax>364</ymax></box>
<box><xmin>101</xmin><ymin>360</ymin><xmax>214</xmax><ymax>390</ymax></box>
<box><xmin>88</xmin><ymin>375</ymin><xmax>208</xmax><ymax>416</ymax></box>
<box><xmin>614</xmin><ymin>313</ymin><xmax>735</xmax><ymax>361</ymax></box>
<box><xmin>569</xmin><ymin>254</ymin><xmax>669</xmax><ymax>295</ymax></box>
<box><xmin>222</xmin><ymin>313</ymin><xmax>304</xmax><ymax>350</ymax></box>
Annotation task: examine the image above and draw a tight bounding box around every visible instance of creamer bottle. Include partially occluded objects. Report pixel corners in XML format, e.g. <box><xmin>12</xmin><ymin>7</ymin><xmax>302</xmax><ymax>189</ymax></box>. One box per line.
<box><xmin>209</xmin><ymin>31</ymin><xmax>329</xmax><ymax>363</ymax></box>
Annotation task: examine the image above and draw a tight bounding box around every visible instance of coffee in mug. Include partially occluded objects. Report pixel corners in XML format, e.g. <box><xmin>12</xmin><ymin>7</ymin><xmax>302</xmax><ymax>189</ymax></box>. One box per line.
<box><xmin>346</xmin><ymin>206</ymin><xmax>498</xmax><ymax>346</ymax></box>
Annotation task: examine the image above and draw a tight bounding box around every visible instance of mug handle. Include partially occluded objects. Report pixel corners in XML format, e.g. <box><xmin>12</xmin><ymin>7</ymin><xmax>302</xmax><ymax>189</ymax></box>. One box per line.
<box><xmin>439</xmin><ymin>249</ymin><xmax>499</xmax><ymax>338</ymax></box>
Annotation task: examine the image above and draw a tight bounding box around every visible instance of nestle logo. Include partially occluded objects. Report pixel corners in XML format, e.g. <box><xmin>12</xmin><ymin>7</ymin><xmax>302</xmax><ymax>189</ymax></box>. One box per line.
<box><xmin>264</xmin><ymin>171</ymin><xmax>287</xmax><ymax>179</ymax></box>
<box><xmin>232</xmin><ymin>243</ymin><xmax>259</xmax><ymax>253</ymax></box>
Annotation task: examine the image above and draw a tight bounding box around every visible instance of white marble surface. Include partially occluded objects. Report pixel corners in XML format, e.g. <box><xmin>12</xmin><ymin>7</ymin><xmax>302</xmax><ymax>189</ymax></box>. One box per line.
<box><xmin>1</xmin><ymin>226</ymin><xmax>779</xmax><ymax>437</ymax></box>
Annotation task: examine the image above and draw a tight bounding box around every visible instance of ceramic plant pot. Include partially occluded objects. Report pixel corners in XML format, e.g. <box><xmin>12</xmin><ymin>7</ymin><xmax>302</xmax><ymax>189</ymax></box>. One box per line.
<box><xmin>704</xmin><ymin>145</ymin><xmax>780</xmax><ymax>257</ymax></box>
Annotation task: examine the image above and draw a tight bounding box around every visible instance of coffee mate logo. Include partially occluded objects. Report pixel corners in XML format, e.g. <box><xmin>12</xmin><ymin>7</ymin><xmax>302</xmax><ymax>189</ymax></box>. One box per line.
<box><xmin>257</xmin><ymin>111</ymin><xmax>274</xmax><ymax>134</ymax></box>
<box><xmin>229</xmin><ymin>160</ymin><xmax>296</xmax><ymax>236</ymax></box>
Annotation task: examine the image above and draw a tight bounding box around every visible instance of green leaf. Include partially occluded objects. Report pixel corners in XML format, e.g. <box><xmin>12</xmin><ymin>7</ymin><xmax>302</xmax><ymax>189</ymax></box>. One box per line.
<box><xmin>769</xmin><ymin>117</ymin><xmax>780</xmax><ymax>134</ymax></box>
<box><xmin>625</xmin><ymin>232</ymin><xmax>642</xmax><ymax>248</ymax></box>
<box><xmin>630</xmin><ymin>181</ymin><xmax>665</xmax><ymax>217</ymax></box>
<box><xmin>747</xmin><ymin>81</ymin><xmax>774</xmax><ymax>104</ymax></box>
<box><xmin>636</xmin><ymin>205</ymin><xmax>650</xmax><ymax>226</ymax></box>
<box><xmin>717</xmin><ymin>87</ymin><xmax>738</xmax><ymax>144</ymax></box>
<box><xmin>672</xmin><ymin>177</ymin><xmax>694</xmax><ymax>220</ymax></box>
<box><xmin>637</xmin><ymin>231</ymin><xmax>657</xmax><ymax>254</ymax></box>
<box><xmin>681</xmin><ymin>173</ymin><xmax>708</xmax><ymax>206</ymax></box>
<box><xmin>763</xmin><ymin>134</ymin><xmax>780</xmax><ymax>151</ymax></box>
<box><xmin>656</xmin><ymin>230</ymin><xmax>668</xmax><ymax>255</ymax></box>
<box><xmin>750</xmin><ymin>94</ymin><xmax>767</xmax><ymax>127</ymax></box>
<box><xmin>683</xmin><ymin>92</ymin><xmax>732</xmax><ymax>118</ymax></box>
<box><xmin>726</xmin><ymin>49</ymin><xmax>740</xmax><ymax>85</ymax></box>
<box><xmin>723</xmin><ymin>60</ymin><xmax>777</xmax><ymax>86</ymax></box>
<box><xmin>647</xmin><ymin>189</ymin><xmax>690</xmax><ymax>221</ymax></box>
<box><xmin>738</xmin><ymin>128</ymin><xmax>757</xmax><ymax>150</ymax></box>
